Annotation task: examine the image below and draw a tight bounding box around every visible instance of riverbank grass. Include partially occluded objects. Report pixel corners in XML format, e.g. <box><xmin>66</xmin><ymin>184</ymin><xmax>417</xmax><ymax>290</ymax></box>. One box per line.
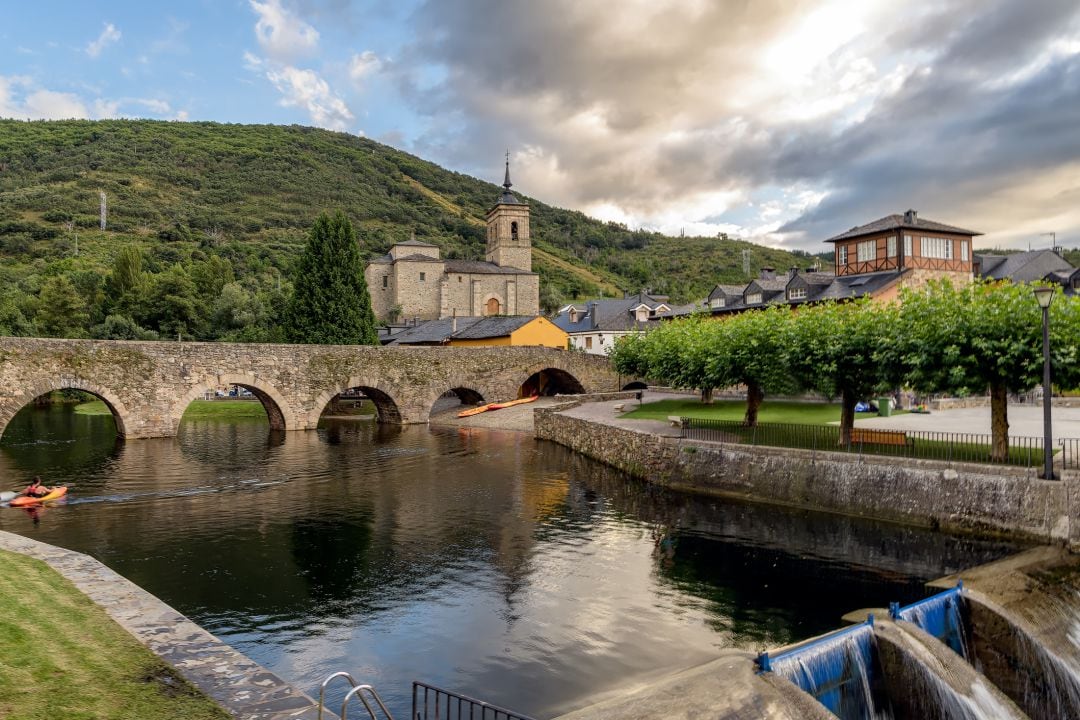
<box><xmin>0</xmin><ymin>548</ymin><xmax>231</xmax><ymax>720</ymax></box>
<box><xmin>75</xmin><ymin>399</ymin><xmax>270</xmax><ymax>422</ymax></box>
<box><xmin>622</xmin><ymin>399</ymin><xmax>890</xmax><ymax>424</ymax></box>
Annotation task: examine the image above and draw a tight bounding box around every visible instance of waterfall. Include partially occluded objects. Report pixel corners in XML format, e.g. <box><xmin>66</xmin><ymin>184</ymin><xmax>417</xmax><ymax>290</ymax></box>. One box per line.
<box><xmin>894</xmin><ymin>586</ymin><xmax>968</xmax><ymax>660</ymax></box>
<box><xmin>877</xmin><ymin>621</ymin><xmax>1026</xmax><ymax>720</ymax></box>
<box><xmin>764</xmin><ymin>623</ymin><xmax>892</xmax><ymax>720</ymax></box>
<box><xmin>966</xmin><ymin>588</ymin><xmax>1080</xmax><ymax>719</ymax></box>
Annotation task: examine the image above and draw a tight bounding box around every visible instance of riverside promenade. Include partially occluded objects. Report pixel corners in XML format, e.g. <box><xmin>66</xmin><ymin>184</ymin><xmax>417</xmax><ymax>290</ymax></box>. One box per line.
<box><xmin>534</xmin><ymin>392</ymin><xmax>1080</xmax><ymax>547</ymax></box>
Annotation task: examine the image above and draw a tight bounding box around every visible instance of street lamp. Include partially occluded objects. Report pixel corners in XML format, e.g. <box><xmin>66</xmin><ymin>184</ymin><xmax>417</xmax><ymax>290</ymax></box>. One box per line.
<box><xmin>1033</xmin><ymin>285</ymin><xmax>1056</xmax><ymax>480</ymax></box>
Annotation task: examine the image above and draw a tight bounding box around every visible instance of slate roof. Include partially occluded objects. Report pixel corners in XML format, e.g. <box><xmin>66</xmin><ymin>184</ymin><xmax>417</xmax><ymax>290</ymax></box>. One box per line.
<box><xmin>369</xmin><ymin>256</ymin><xmax>535</xmax><ymax>275</ymax></box>
<box><xmin>444</xmin><ymin>259</ymin><xmax>535</xmax><ymax>275</ymax></box>
<box><xmin>708</xmin><ymin>283</ymin><xmax>747</xmax><ymax>300</ymax></box>
<box><xmin>451</xmin><ymin>316</ymin><xmax>536</xmax><ymax>339</ymax></box>
<box><xmin>392</xmin><ymin>253</ymin><xmax>445</xmax><ymax>263</ymax></box>
<box><xmin>552</xmin><ymin>292</ymin><xmax>668</xmax><ymax>333</ymax></box>
<box><xmin>974</xmin><ymin>249</ymin><xmax>1074</xmax><ymax>284</ymax></box>
<box><xmin>395</xmin><ymin>238</ymin><xmax>439</xmax><ymax>247</ymax></box>
<box><xmin>386</xmin><ymin>316</ymin><xmax>541</xmax><ymax>345</ymax></box>
<box><xmin>826</xmin><ymin>214</ymin><xmax>981</xmax><ymax>243</ymax></box>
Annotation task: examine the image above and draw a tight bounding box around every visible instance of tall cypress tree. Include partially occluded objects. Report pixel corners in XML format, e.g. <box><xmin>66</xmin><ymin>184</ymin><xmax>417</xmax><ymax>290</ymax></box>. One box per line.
<box><xmin>285</xmin><ymin>211</ymin><xmax>379</xmax><ymax>345</ymax></box>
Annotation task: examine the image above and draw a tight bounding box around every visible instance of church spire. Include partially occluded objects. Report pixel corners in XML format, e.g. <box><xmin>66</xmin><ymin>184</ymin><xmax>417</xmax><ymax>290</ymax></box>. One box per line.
<box><xmin>497</xmin><ymin>150</ymin><xmax>523</xmax><ymax>205</ymax></box>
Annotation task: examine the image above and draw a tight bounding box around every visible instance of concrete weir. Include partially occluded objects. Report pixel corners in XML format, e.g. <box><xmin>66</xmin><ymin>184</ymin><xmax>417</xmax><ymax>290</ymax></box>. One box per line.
<box><xmin>551</xmin><ymin>651</ymin><xmax>833</xmax><ymax>720</ymax></box>
<box><xmin>0</xmin><ymin>530</ymin><xmax>335</xmax><ymax>720</ymax></box>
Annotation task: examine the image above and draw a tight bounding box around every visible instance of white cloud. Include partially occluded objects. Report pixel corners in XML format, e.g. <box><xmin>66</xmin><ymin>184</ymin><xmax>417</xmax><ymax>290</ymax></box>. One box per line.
<box><xmin>250</xmin><ymin>0</ymin><xmax>319</xmax><ymax>61</ymax></box>
<box><xmin>349</xmin><ymin>51</ymin><xmax>382</xmax><ymax>84</ymax></box>
<box><xmin>0</xmin><ymin>76</ymin><xmax>181</xmax><ymax>121</ymax></box>
<box><xmin>265</xmin><ymin>65</ymin><xmax>354</xmax><ymax>130</ymax></box>
<box><xmin>86</xmin><ymin>22</ymin><xmax>121</xmax><ymax>58</ymax></box>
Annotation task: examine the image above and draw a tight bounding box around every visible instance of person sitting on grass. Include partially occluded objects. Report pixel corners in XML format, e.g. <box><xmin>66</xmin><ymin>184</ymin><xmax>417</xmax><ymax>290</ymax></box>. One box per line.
<box><xmin>20</xmin><ymin>477</ymin><xmax>51</xmax><ymax>498</ymax></box>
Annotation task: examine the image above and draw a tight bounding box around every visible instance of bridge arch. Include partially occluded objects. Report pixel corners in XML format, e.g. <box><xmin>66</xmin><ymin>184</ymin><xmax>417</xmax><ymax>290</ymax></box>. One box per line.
<box><xmin>622</xmin><ymin>381</ymin><xmax>648</xmax><ymax>391</ymax></box>
<box><xmin>0</xmin><ymin>379</ymin><xmax>129</xmax><ymax>442</ymax></box>
<box><xmin>171</xmin><ymin>374</ymin><xmax>294</xmax><ymax>433</ymax></box>
<box><xmin>518</xmin><ymin>365</ymin><xmax>587</xmax><ymax>397</ymax></box>
<box><xmin>422</xmin><ymin>378</ymin><xmax>493</xmax><ymax>420</ymax></box>
<box><xmin>308</xmin><ymin>377</ymin><xmax>404</xmax><ymax>427</ymax></box>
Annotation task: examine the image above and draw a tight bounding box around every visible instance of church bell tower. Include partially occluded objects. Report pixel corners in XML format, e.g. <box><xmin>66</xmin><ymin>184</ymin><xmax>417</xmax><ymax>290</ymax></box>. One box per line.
<box><xmin>485</xmin><ymin>155</ymin><xmax>531</xmax><ymax>271</ymax></box>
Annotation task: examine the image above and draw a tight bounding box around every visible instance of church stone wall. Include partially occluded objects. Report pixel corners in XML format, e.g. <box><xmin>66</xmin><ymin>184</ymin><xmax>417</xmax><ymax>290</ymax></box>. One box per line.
<box><xmin>366</xmin><ymin>264</ymin><xmax>396</xmax><ymax>321</ymax></box>
<box><xmin>393</xmin><ymin>259</ymin><xmax>445</xmax><ymax>321</ymax></box>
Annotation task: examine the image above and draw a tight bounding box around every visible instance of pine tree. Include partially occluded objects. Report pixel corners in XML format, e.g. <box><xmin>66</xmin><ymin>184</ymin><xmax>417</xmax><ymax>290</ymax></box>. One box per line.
<box><xmin>285</xmin><ymin>212</ymin><xmax>379</xmax><ymax>345</ymax></box>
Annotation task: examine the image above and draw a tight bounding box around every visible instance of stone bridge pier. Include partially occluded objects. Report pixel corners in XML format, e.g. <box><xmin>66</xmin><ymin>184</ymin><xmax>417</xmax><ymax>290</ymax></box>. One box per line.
<box><xmin>0</xmin><ymin>338</ymin><xmax>628</xmax><ymax>440</ymax></box>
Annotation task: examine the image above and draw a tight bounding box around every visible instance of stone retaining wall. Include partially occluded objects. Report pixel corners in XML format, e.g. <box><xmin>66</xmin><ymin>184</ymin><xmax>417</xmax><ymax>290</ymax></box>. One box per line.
<box><xmin>535</xmin><ymin>407</ymin><xmax>1080</xmax><ymax>545</ymax></box>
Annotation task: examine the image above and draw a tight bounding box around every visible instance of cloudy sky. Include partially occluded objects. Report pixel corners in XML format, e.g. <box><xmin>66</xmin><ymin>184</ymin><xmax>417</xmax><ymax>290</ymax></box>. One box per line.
<box><xmin>2</xmin><ymin>0</ymin><xmax>1079</xmax><ymax>251</ymax></box>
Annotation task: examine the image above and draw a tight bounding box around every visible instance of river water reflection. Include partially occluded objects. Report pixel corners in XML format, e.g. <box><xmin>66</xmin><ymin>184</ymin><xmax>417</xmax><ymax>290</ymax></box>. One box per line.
<box><xmin>0</xmin><ymin>406</ymin><xmax>1020</xmax><ymax>718</ymax></box>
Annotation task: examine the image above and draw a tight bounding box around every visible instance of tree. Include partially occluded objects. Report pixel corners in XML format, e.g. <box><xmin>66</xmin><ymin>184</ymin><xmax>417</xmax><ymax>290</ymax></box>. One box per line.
<box><xmin>35</xmin><ymin>275</ymin><xmax>89</xmax><ymax>338</ymax></box>
<box><xmin>890</xmin><ymin>280</ymin><xmax>1080</xmax><ymax>461</ymax></box>
<box><xmin>139</xmin><ymin>264</ymin><xmax>202</xmax><ymax>339</ymax></box>
<box><xmin>710</xmin><ymin>306</ymin><xmax>797</xmax><ymax>426</ymax></box>
<box><xmin>285</xmin><ymin>212</ymin><xmax>378</xmax><ymax>345</ymax></box>
<box><xmin>785</xmin><ymin>298</ymin><xmax>897</xmax><ymax>445</ymax></box>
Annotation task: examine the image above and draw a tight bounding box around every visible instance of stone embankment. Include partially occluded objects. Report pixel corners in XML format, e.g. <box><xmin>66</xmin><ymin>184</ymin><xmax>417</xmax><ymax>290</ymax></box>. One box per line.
<box><xmin>535</xmin><ymin>397</ymin><xmax>1080</xmax><ymax>546</ymax></box>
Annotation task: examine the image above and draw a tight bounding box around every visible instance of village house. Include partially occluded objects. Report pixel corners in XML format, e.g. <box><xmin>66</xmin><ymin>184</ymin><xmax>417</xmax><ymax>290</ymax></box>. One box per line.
<box><xmin>384</xmin><ymin>315</ymin><xmax>567</xmax><ymax>350</ymax></box>
<box><xmin>551</xmin><ymin>293</ymin><xmax>672</xmax><ymax>355</ymax></box>
<box><xmin>365</xmin><ymin>160</ymin><xmax>539</xmax><ymax>322</ymax></box>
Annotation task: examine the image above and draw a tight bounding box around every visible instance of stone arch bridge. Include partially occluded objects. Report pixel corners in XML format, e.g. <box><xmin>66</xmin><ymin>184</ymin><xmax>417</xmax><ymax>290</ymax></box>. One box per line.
<box><xmin>0</xmin><ymin>338</ymin><xmax>626</xmax><ymax>439</ymax></box>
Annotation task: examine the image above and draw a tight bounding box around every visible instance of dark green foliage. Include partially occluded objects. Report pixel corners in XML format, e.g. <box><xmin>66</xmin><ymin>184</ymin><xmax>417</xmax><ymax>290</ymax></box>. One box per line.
<box><xmin>0</xmin><ymin>119</ymin><xmax>813</xmax><ymax>340</ymax></box>
<box><xmin>35</xmin><ymin>275</ymin><xmax>89</xmax><ymax>338</ymax></box>
<box><xmin>285</xmin><ymin>212</ymin><xmax>378</xmax><ymax>345</ymax></box>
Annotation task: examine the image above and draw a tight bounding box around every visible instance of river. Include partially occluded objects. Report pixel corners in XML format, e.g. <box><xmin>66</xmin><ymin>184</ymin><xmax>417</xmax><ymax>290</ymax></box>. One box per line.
<box><xmin>0</xmin><ymin>404</ymin><xmax>1020</xmax><ymax>718</ymax></box>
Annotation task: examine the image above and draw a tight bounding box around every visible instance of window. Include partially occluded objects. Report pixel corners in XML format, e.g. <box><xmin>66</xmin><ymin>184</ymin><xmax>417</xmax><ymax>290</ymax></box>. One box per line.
<box><xmin>837</xmin><ymin>246</ymin><xmax>848</xmax><ymax>266</ymax></box>
<box><xmin>789</xmin><ymin>287</ymin><xmax>807</xmax><ymax>300</ymax></box>
<box><xmin>746</xmin><ymin>292</ymin><xmax>762</xmax><ymax>305</ymax></box>
<box><xmin>419</xmin><ymin>272</ymin><xmax>426</xmax><ymax>281</ymax></box>
<box><xmin>382</xmin><ymin>276</ymin><xmax>387</xmax><ymax>288</ymax></box>
<box><xmin>570</xmin><ymin>310</ymin><xmax>580</xmax><ymax>323</ymax></box>
<box><xmin>857</xmin><ymin>240</ymin><xmax>876</xmax><ymax>262</ymax></box>
<box><xmin>636</xmin><ymin>308</ymin><xmax>649</xmax><ymax>322</ymax></box>
<box><xmin>710</xmin><ymin>297</ymin><xmax>725</xmax><ymax>308</ymax></box>
<box><xmin>458</xmin><ymin>275</ymin><xmax>463</xmax><ymax>282</ymax></box>
<box><xmin>961</xmin><ymin>241</ymin><xmax>969</xmax><ymax>262</ymax></box>
<box><xmin>585</xmin><ymin>336</ymin><xmax>593</xmax><ymax>350</ymax></box>
<box><xmin>887</xmin><ymin>236</ymin><xmax>897</xmax><ymax>258</ymax></box>
<box><xmin>922</xmin><ymin>237</ymin><xmax>952</xmax><ymax>259</ymax></box>
<box><xmin>511</xmin><ymin>221</ymin><xmax>518</xmax><ymax>241</ymax></box>
<box><xmin>904</xmin><ymin>235</ymin><xmax>913</xmax><ymax>257</ymax></box>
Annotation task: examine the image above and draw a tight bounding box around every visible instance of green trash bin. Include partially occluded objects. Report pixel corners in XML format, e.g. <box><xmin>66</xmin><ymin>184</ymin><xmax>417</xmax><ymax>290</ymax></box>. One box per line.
<box><xmin>877</xmin><ymin>397</ymin><xmax>892</xmax><ymax>417</ymax></box>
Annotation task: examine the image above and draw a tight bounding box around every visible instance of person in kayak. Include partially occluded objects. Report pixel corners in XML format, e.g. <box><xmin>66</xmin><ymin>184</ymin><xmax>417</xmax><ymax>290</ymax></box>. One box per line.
<box><xmin>21</xmin><ymin>477</ymin><xmax>51</xmax><ymax>498</ymax></box>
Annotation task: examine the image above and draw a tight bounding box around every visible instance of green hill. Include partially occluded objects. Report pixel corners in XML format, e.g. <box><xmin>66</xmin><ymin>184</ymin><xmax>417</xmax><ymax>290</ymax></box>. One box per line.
<box><xmin>0</xmin><ymin>119</ymin><xmax>807</xmax><ymax>341</ymax></box>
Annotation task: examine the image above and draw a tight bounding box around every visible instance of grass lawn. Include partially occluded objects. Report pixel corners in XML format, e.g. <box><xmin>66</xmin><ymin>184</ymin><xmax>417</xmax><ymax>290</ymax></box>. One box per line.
<box><xmin>0</xmin><ymin>549</ymin><xmax>231</xmax><ymax>720</ymax></box>
<box><xmin>75</xmin><ymin>399</ymin><xmax>269</xmax><ymax>422</ymax></box>
<box><xmin>180</xmin><ymin>400</ymin><xmax>269</xmax><ymax>422</ymax></box>
<box><xmin>621</xmin><ymin>399</ymin><xmax>888</xmax><ymax>425</ymax></box>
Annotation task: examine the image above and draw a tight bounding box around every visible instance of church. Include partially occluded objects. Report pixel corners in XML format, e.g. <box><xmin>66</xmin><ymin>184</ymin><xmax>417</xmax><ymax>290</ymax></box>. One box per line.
<box><xmin>365</xmin><ymin>161</ymin><xmax>540</xmax><ymax>322</ymax></box>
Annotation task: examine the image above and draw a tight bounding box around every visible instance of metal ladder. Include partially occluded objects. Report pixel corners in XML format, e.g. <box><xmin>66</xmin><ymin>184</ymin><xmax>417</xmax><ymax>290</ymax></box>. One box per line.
<box><xmin>319</xmin><ymin>672</ymin><xmax>395</xmax><ymax>720</ymax></box>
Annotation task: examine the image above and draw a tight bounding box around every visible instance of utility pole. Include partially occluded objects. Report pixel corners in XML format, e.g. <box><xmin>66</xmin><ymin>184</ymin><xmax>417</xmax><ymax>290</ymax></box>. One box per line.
<box><xmin>742</xmin><ymin>248</ymin><xmax>751</xmax><ymax>278</ymax></box>
<box><xmin>99</xmin><ymin>191</ymin><xmax>107</xmax><ymax>231</ymax></box>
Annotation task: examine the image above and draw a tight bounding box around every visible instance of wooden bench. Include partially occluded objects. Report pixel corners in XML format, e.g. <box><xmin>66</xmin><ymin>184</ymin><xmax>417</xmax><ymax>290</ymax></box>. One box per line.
<box><xmin>668</xmin><ymin>416</ymin><xmax>683</xmax><ymax>428</ymax></box>
<box><xmin>851</xmin><ymin>428</ymin><xmax>912</xmax><ymax>447</ymax></box>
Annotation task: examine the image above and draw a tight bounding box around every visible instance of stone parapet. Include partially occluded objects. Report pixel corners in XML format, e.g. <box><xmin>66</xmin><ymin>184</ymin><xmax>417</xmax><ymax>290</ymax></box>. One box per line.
<box><xmin>536</xmin><ymin>406</ymin><xmax>1080</xmax><ymax>546</ymax></box>
<box><xmin>0</xmin><ymin>337</ymin><xmax>627</xmax><ymax>439</ymax></box>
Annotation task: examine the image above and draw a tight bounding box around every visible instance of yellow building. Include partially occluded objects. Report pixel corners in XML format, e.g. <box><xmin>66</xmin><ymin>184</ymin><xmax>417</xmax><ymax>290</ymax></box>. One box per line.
<box><xmin>387</xmin><ymin>315</ymin><xmax>567</xmax><ymax>350</ymax></box>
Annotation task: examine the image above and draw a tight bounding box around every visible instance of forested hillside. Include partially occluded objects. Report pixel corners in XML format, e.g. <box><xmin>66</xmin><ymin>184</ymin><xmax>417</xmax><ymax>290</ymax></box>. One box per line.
<box><xmin>0</xmin><ymin>119</ymin><xmax>807</xmax><ymax>341</ymax></box>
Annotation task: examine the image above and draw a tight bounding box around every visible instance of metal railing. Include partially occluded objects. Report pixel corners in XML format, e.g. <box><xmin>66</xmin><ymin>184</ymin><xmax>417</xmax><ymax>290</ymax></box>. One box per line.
<box><xmin>681</xmin><ymin>418</ymin><xmax>1076</xmax><ymax>470</ymax></box>
<box><xmin>317</xmin><ymin>674</ymin><xmax>536</xmax><ymax>720</ymax></box>
<box><xmin>319</xmin><ymin>672</ymin><xmax>394</xmax><ymax>720</ymax></box>
<box><xmin>1063</xmin><ymin>438</ymin><xmax>1080</xmax><ymax>470</ymax></box>
<box><xmin>412</xmin><ymin>682</ymin><xmax>537</xmax><ymax>720</ymax></box>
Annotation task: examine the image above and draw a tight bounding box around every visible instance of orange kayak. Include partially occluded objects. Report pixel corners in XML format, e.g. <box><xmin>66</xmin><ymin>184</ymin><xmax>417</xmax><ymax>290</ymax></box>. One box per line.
<box><xmin>456</xmin><ymin>396</ymin><xmax>538</xmax><ymax>417</ymax></box>
<box><xmin>9</xmin><ymin>486</ymin><xmax>68</xmax><ymax>507</ymax></box>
